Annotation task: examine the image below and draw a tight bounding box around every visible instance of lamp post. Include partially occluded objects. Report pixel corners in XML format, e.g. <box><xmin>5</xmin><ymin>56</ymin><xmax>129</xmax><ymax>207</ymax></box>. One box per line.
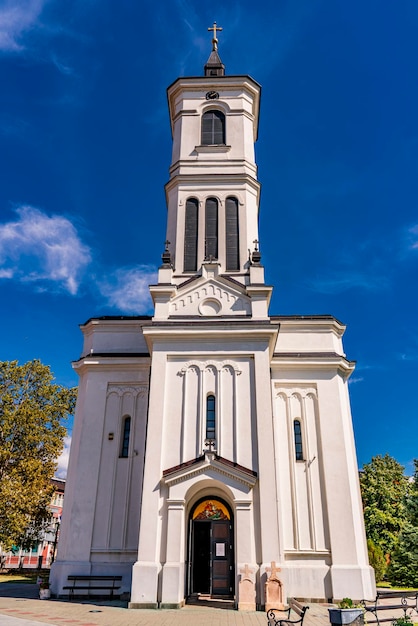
<box><xmin>50</xmin><ymin>516</ymin><xmax>61</xmax><ymax>565</ymax></box>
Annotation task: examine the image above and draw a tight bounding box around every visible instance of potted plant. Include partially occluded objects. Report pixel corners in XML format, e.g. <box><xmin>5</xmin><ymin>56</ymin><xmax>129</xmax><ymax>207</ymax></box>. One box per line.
<box><xmin>39</xmin><ymin>580</ymin><xmax>51</xmax><ymax>600</ymax></box>
<box><xmin>329</xmin><ymin>598</ymin><xmax>364</xmax><ymax>626</ymax></box>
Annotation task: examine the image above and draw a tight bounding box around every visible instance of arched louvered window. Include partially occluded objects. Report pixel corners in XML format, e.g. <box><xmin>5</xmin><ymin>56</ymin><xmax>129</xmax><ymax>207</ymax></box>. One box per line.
<box><xmin>120</xmin><ymin>416</ymin><xmax>131</xmax><ymax>458</ymax></box>
<box><xmin>184</xmin><ymin>197</ymin><xmax>199</xmax><ymax>272</ymax></box>
<box><xmin>205</xmin><ymin>198</ymin><xmax>218</xmax><ymax>260</ymax></box>
<box><xmin>206</xmin><ymin>395</ymin><xmax>216</xmax><ymax>440</ymax></box>
<box><xmin>293</xmin><ymin>419</ymin><xmax>303</xmax><ymax>461</ymax></box>
<box><xmin>225</xmin><ymin>196</ymin><xmax>240</xmax><ymax>270</ymax></box>
<box><xmin>201</xmin><ymin>110</ymin><xmax>225</xmax><ymax>145</ymax></box>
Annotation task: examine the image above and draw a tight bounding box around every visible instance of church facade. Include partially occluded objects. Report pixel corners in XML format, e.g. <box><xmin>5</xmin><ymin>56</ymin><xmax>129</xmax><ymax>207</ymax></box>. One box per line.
<box><xmin>51</xmin><ymin>31</ymin><xmax>375</xmax><ymax>609</ymax></box>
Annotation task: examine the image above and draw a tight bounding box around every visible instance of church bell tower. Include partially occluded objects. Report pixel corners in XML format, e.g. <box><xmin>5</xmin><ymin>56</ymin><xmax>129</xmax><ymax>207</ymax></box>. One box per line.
<box><xmin>151</xmin><ymin>23</ymin><xmax>272</xmax><ymax>321</ymax></box>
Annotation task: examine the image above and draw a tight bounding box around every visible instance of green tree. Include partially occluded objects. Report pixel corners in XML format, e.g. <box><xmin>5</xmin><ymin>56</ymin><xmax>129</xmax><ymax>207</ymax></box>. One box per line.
<box><xmin>387</xmin><ymin>524</ymin><xmax>418</xmax><ymax>586</ymax></box>
<box><xmin>367</xmin><ymin>538</ymin><xmax>387</xmax><ymax>583</ymax></box>
<box><xmin>0</xmin><ymin>359</ymin><xmax>76</xmax><ymax>551</ymax></box>
<box><xmin>360</xmin><ymin>454</ymin><xmax>409</xmax><ymax>557</ymax></box>
<box><xmin>387</xmin><ymin>459</ymin><xmax>418</xmax><ymax>586</ymax></box>
<box><xmin>405</xmin><ymin>459</ymin><xmax>418</xmax><ymax>526</ymax></box>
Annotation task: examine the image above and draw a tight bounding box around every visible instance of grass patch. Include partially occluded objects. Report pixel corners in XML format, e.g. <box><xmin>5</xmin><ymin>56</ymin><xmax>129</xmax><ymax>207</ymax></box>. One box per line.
<box><xmin>377</xmin><ymin>583</ymin><xmax>418</xmax><ymax>591</ymax></box>
<box><xmin>0</xmin><ymin>573</ymin><xmax>38</xmax><ymax>584</ymax></box>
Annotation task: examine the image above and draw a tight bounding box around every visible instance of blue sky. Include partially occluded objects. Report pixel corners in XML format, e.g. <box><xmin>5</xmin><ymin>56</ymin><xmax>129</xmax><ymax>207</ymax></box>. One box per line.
<box><xmin>1</xmin><ymin>0</ymin><xmax>417</xmax><ymax>476</ymax></box>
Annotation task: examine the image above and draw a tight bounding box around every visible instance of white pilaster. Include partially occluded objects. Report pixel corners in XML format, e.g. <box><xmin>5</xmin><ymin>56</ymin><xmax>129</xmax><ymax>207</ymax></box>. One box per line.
<box><xmin>160</xmin><ymin>499</ymin><xmax>186</xmax><ymax>608</ymax></box>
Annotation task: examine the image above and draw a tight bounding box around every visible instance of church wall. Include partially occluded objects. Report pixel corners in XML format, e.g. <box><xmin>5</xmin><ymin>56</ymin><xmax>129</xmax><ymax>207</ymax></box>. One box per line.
<box><xmin>53</xmin><ymin>371</ymin><xmax>91</xmax><ymax>563</ymax></box>
<box><xmin>91</xmin><ymin>380</ymin><xmax>149</xmax><ymax>558</ymax></box>
<box><xmin>171</xmin><ymin>107</ymin><xmax>198</xmax><ymax>164</ymax></box>
<box><xmin>220</xmin><ymin>365</ymin><xmax>235</xmax><ymax>461</ymax></box>
<box><xmin>55</xmin><ymin>369</ymin><xmax>110</xmax><ymax>563</ymax></box>
<box><xmin>81</xmin><ymin>319</ymin><xmax>151</xmax><ymax>355</ymax></box>
<box><xmin>271</xmin><ymin>362</ymin><xmax>374</xmax><ymax>599</ymax></box>
<box><xmin>274</xmin><ymin>320</ymin><xmax>345</xmax><ymax>354</ymax></box>
<box><xmin>50</xmin><ymin>355</ymin><xmax>150</xmax><ymax>597</ymax></box>
<box><xmin>272</xmin><ymin>383</ymin><xmax>328</xmax><ymax>555</ymax></box>
<box><xmin>161</xmin><ymin>355</ymin><xmax>256</xmax><ymax>470</ymax></box>
<box><xmin>181</xmin><ymin>364</ymin><xmax>201</xmax><ymax>463</ymax></box>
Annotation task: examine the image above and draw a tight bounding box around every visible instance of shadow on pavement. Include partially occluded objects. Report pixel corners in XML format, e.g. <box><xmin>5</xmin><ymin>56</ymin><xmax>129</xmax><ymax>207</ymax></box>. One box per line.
<box><xmin>0</xmin><ymin>582</ymin><xmax>39</xmax><ymax>599</ymax></box>
<box><xmin>186</xmin><ymin>594</ymin><xmax>236</xmax><ymax>610</ymax></box>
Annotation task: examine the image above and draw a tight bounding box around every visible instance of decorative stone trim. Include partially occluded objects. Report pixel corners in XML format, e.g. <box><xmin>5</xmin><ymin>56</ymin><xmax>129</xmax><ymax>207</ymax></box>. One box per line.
<box><xmin>274</xmin><ymin>384</ymin><xmax>317</xmax><ymax>399</ymax></box>
<box><xmin>106</xmin><ymin>384</ymin><xmax>148</xmax><ymax>398</ymax></box>
<box><xmin>179</xmin><ymin>360</ymin><xmax>242</xmax><ymax>376</ymax></box>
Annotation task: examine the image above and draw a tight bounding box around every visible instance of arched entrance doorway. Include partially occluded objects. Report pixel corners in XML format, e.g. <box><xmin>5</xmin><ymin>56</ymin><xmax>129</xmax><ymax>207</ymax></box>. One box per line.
<box><xmin>187</xmin><ymin>497</ymin><xmax>234</xmax><ymax>599</ymax></box>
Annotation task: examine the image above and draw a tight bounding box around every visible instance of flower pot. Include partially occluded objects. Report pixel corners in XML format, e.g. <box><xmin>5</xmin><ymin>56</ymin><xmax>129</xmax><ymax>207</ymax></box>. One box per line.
<box><xmin>39</xmin><ymin>588</ymin><xmax>51</xmax><ymax>600</ymax></box>
<box><xmin>328</xmin><ymin>608</ymin><xmax>364</xmax><ymax>626</ymax></box>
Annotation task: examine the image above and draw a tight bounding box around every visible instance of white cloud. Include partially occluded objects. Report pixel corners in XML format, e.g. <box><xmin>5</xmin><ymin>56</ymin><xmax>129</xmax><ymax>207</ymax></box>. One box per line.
<box><xmin>0</xmin><ymin>205</ymin><xmax>92</xmax><ymax>294</ymax></box>
<box><xmin>348</xmin><ymin>376</ymin><xmax>364</xmax><ymax>385</ymax></box>
<box><xmin>55</xmin><ymin>435</ymin><xmax>72</xmax><ymax>479</ymax></box>
<box><xmin>0</xmin><ymin>0</ymin><xmax>46</xmax><ymax>53</ymax></box>
<box><xmin>398</xmin><ymin>351</ymin><xmax>418</xmax><ymax>362</ymax></box>
<box><xmin>51</xmin><ymin>53</ymin><xmax>74</xmax><ymax>76</ymax></box>
<box><xmin>309</xmin><ymin>271</ymin><xmax>388</xmax><ymax>294</ymax></box>
<box><xmin>408</xmin><ymin>224</ymin><xmax>418</xmax><ymax>250</ymax></box>
<box><xmin>99</xmin><ymin>266</ymin><xmax>157</xmax><ymax>314</ymax></box>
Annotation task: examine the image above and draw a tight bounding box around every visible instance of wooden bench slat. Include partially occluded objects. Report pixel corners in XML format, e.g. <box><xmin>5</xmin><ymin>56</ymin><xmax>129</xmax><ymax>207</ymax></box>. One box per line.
<box><xmin>67</xmin><ymin>575</ymin><xmax>122</xmax><ymax>580</ymax></box>
<box><xmin>291</xmin><ymin>600</ymin><xmax>305</xmax><ymax>609</ymax></box>
<box><xmin>377</xmin><ymin>591</ymin><xmax>418</xmax><ymax>598</ymax></box>
<box><xmin>267</xmin><ymin>599</ymin><xmax>309</xmax><ymax>626</ymax></box>
<box><xmin>366</xmin><ymin>604</ymin><xmax>417</xmax><ymax>611</ymax></box>
<box><xmin>63</xmin><ymin>585</ymin><xmax>120</xmax><ymax>589</ymax></box>
<box><xmin>64</xmin><ymin>574</ymin><xmax>122</xmax><ymax>600</ymax></box>
<box><xmin>367</xmin><ymin>617</ymin><xmax>404</xmax><ymax>624</ymax></box>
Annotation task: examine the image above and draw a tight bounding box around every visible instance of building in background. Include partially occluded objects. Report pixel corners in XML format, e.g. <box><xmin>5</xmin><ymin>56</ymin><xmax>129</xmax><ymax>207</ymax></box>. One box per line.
<box><xmin>2</xmin><ymin>478</ymin><xmax>65</xmax><ymax>570</ymax></box>
<box><xmin>51</xmin><ymin>30</ymin><xmax>375</xmax><ymax>608</ymax></box>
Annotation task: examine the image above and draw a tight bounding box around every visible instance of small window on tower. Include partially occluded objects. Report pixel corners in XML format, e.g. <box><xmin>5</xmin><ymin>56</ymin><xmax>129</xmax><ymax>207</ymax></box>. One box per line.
<box><xmin>293</xmin><ymin>419</ymin><xmax>303</xmax><ymax>461</ymax></box>
<box><xmin>201</xmin><ymin>110</ymin><xmax>225</xmax><ymax>145</ymax></box>
<box><xmin>225</xmin><ymin>196</ymin><xmax>240</xmax><ymax>271</ymax></box>
<box><xmin>205</xmin><ymin>198</ymin><xmax>218</xmax><ymax>260</ymax></box>
<box><xmin>184</xmin><ymin>197</ymin><xmax>199</xmax><ymax>272</ymax></box>
<box><xmin>206</xmin><ymin>395</ymin><xmax>216</xmax><ymax>441</ymax></box>
<box><xmin>120</xmin><ymin>416</ymin><xmax>131</xmax><ymax>458</ymax></box>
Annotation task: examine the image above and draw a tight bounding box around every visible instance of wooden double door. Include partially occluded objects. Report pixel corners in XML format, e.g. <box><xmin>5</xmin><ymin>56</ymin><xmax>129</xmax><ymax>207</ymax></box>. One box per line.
<box><xmin>188</xmin><ymin>499</ymin><xmax>234</xmax><ymax>598</ymax></box>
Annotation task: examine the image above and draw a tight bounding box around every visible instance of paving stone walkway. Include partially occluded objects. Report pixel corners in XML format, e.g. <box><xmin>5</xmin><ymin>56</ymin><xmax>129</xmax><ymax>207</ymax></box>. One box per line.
<box><xmin>0</xmin><ymin>583</ymin><xmax>332</xmax><ymax>626</ymax></box>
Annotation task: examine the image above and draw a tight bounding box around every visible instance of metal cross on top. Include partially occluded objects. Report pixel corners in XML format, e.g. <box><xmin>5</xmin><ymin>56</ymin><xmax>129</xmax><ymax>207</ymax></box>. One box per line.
<box><xmin>208</xmin><ymin>21</ymin><xmax>223</xmax><ymax>51</ymax></box>
<box><xmin>205</xmin><ymin>439</ymin><xmax>216</xmax><ymax>452</ymax></box>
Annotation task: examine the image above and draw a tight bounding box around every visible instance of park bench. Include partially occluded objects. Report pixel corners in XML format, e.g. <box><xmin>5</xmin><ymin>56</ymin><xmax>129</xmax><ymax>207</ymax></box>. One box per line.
<box><xmin>267</xmin><ymin>598</ymin><xmax>309</xmax><ymax>626</ymax></box>
<box><xmin>362</xmin><ymin>590</ymin><xmax>418</xmax><ymax>625</ymax></box>
<box><xmin>63</xmin><ymin>574</ymin><xmax>122</xmax><ymax>600</ymax></box>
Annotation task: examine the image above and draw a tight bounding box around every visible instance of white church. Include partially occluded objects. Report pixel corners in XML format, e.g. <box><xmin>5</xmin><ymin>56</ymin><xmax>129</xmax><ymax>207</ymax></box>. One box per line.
<box><xmin>51</xmin><ymin>27</ymin><xmax>375</xmax><ymax>609</ymax></box>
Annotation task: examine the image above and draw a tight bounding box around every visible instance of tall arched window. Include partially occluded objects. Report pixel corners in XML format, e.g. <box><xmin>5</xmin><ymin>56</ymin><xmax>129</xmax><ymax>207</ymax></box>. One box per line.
<box><xmin>205</xmin><ymin>198</ymin><xmax>218</xmax><ymax>260</ymax></box>
<box><xmin>293</xmin><ymin>419</ymin><xmax>303</xmax><ymax>461</ymax></box>
<box><xmin>225</xmin><ymin>196</ymin><xmax>240</xmax><ymax>270</ymax></box>
<box><xmin>206</xmin><ymin>395</ymin><xmax>216</xmax><ymax>440</ymax></box>
<box><xmin>120</xmin><ymin>416</ymin><xmax>131</xmax><ymax>458</ymax></box>
<box><xmin>201</xmin><ymin>110</ymin><xmax>225</xmax><ymax>145</ymax></box>
<box><xmin>184</xmin><ymin>197</ymin><xmax>199</xmax><ymax>272</ymax></box>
